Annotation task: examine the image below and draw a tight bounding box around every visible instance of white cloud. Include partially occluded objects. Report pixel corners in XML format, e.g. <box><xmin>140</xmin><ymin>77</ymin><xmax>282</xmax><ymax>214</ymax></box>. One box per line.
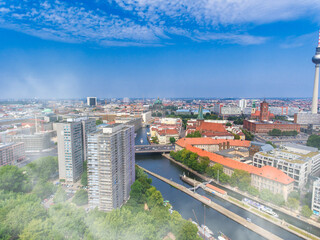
<box><xmin>0</xmin><ymin>0</ymin><xmax>319</xmax><ymax>46</ymax></box>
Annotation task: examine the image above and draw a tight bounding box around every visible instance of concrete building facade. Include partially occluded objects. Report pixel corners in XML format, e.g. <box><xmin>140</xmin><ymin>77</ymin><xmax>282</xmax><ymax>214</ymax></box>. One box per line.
<box><xmin>12</xmin><ymin>132</ymin><xmax>53</xmax><ymax>152</ymax></box>
<box><xmin>312</xmin><ymin>178</ymin><xmax>320</xmax><ymax>216</ymax></box>
<box><xmin>253</xmin><ymin>144</ymin><xmax>320</xmax><ymax>190</ymax></box>
<box><xmin>87</xmin><ymin>124</ymin><xmax>135</xmax><ymax>212</ymax></box>
<box><xmin>0</xmin><ymin>142</ymin><xmax>25</xmax><ymax>166</ymax></box>
<box><xmin>55</xmin><ymin>118</ymin><xmax>96</xmax><ymax>183</ymax></box>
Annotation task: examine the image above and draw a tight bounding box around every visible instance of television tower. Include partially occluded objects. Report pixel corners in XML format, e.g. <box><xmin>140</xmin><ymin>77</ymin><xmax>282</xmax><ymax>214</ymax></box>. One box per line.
<box><xmin>311</xmin><ymin>30</ymin><xmax>320</xmax><ymax>114</ymax></box>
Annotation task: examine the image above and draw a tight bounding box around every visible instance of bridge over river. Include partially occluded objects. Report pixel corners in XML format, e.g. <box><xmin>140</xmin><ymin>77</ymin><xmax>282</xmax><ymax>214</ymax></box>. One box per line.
<box><xmin>135</xmin><ymin>144</ymin><xmax>175</xmax><ymax>153</ymax></box>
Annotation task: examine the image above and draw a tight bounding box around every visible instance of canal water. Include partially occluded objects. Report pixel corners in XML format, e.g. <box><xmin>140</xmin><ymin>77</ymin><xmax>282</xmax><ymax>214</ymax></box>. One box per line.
<box><xmin>135</xmin><ymin>128</ymin><xmax>314</xmax><ymax>240</ymax></box>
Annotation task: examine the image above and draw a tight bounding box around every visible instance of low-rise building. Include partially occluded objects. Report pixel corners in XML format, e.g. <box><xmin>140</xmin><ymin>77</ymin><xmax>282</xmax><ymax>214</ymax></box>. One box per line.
<box><xmin>150</xmin><ymin>117</ymin><xmax>182</xmax><ymax>144</ymax></box>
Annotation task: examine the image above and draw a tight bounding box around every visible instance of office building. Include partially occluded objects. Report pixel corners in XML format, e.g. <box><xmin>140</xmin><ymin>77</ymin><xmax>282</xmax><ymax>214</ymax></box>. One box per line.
<box><xmin>253</xmin><ymin>143</ymin><xmax>320</xmax><ymax>190</ymax></box>
<box><xmin>87</xmin><ymin>97</ymin><xmax>97</xmax><ymax>107</ymax></box>
<box><xmin>12</xmin><ymin>132</ymin><xmax>53</xmax><ymax>152</ymax></box>
<box><xmin>87</xmin><ymin>124</ymin><xmax>135</xmax><ymax>212</ymax></box>
<box><xmin>0</xmin><ymin>142</ymin><xmax>25</xmax><ymax>166</ymax></box>
<box><xmin>239</xmin><ymin>99</ymin><xmax>247</xmax><ymax>111</ymax></box>
<box><xmin>55</xmin><ymin>118</ymin><xmax>96</xmax><ymax>183</ymax></box>
<box><xmin>312</xmin><ymin>178</ymin><xmax>320</xmax><ymax>216</ymax></box>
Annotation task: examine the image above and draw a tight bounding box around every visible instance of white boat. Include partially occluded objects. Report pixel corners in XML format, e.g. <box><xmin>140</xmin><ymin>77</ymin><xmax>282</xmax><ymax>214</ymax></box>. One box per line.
<box><xmin>140</xmin><ymin>138</ymin><xmax>143</xmax><ymax>144</ymax></box>
<box><xmin>201</xmin><ymin>224</ymin><xmax>214</xmax><ymax>235</ymax></box>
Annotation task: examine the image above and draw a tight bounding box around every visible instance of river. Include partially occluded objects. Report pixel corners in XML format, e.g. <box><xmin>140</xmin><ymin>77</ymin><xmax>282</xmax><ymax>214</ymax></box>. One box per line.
<box><xmin>134</xmin><ymin>127</ymin><xmax>313</xmax><ymax>240</ymax></box>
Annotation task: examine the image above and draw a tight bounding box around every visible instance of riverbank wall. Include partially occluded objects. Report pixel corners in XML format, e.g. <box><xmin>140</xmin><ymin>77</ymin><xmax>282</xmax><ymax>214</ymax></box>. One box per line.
<box><xmin>138</xmin><ymin>165</ymin><xmax>284</xmax><ymax>240</ymax></box>
<box><xmin>162</xmin><ymin>153</ymin><xmax>320</xmax><ymax>240</ymax></box>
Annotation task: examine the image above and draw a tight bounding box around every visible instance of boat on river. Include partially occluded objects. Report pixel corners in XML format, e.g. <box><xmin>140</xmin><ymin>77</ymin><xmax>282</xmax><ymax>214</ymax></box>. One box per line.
<box><xmin>242</xmin><ymin>198</ymin><xmax>278</xmax><ymax>218</ymax></box>
<box><xmin>140</xmin><ymin>138</ymin><xmax>143</xmax><ymax>144</ymax></box>
<box><xmin>192</xmin><ymin>221</ymin><xmax>216</xmax><ymax>240</ymax></box>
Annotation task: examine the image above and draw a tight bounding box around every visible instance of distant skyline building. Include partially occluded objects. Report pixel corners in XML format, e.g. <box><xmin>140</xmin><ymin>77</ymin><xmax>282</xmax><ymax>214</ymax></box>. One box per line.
<box><xmin>312</xmin><ymin>31</ymin><xmax>320</xmax><ymax>114</ymax></box>
<box><xmin>239</xmin><ymin>99</ymin><xmax>247</xmax><ymax>111</ymax></box>
<box><xmin>55</xmin><ymin>117</ymin><xmax>96</xmax><ymax>183</ymax></box>
<box><xmin>87</xmin><ymin>123</ymin><xmax>135</xmax><ymax>212</ymax></box>
<box><xmin>87</xmin><ymin>97</ymin><xmax>97</xmax><ymax>107</ymax></box>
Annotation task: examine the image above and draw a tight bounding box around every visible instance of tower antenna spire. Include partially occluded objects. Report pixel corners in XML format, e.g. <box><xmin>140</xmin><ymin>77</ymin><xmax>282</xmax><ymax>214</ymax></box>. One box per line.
<box><xmin>318</xmin><ymin>29</ymin><xmax>320</xmax><ymax>47</ymax></box>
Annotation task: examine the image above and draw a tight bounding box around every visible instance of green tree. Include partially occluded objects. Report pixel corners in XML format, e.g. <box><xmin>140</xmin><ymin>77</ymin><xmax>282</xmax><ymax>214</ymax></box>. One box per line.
<box><xmin>241</xmin><ymin>129</ymin><xmax>254</xmax><ymax>140</ymax></box>
<box><xmin>32</xmin><ymin>181</ymin><xmax>56</xmax><ymax>200</ymax></box>
<box><xmin>287</xmin><ymin>197</ymin><xmax>299</xmax><ymax>210</ymax></box>
<box><xmin>53</xmin><ymin>187</ymin><xmax>67</xmax><ymax>203</ymax></box>
<box><xmin>186</xmin><ymin>131</ymin><xmax>202</xmax><ymax>138</ymax></box>
<box><xmin>146</xmin><ymin>187</ymin><xmax>164</xmax><ymax>208</ymax></box>
<box><xmin>301</xmin><ymin>205</ymin><xmax>313</xmax><ymax>218</ymax></box>
<box><xmin>177</xmin><ymin>221</ymin><xmax>199</xmax><ymax>240</ymax></box>
<box><xmin>230</xmin><ymin>169</ymin><xmax>251</xmax><ymax>191</ymax></box>
<box><xmin>96</xmin><ymin>119</ymin><xmax>103</xmax><ymax>125</ymax></box>
<box><xmin>247</xmin><ymin>186</ymin><xmax>259</xmax><ymax>197</ymax></box>
<box><xmin>226</xmin><ymin>122</ymin><xmax>232</xmax><ymax>126</ymax></box>
<box><xmin>0</xmin><ymin>165</ymin><xmax>26</xmax><ymax>192</ymax></box>
<box><xmin>307</xmin><ymin>135</ymin><xmax>320</xmax><ymax>149</ymax></box>
<box><xmin>288</xmin><ymin>191</ymin><xmax>300</xmax><ymax>200</ymax></box>
<box><xmin>170</xmin><ymin>137</ymin><xmax>176</xmax><ymax>144</ymax></box>
<box><xmin>72</xmin><ymin>190</ymin><xmax>88</xmax><ymax>206</ymax></box>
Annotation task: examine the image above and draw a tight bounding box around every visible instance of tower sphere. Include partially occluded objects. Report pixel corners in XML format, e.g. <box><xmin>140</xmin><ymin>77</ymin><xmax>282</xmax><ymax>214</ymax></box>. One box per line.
<box><xmin>312</xmin><ymin>48</ymin><xmax>320</xmax><ymax>64</ymax></box>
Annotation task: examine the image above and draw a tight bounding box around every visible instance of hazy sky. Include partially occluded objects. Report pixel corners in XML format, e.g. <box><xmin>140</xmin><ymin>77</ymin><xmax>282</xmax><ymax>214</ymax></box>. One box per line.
<box><xmin>0</xmin><ymin>0</ymin><xmax>320</xmax><ymax>99</ymax></box>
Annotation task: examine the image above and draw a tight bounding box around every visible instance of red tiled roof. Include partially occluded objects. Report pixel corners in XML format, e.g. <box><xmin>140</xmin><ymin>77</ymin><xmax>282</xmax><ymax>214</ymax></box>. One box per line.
<box><xmin>176</xmin><ymin>138</ymin><xmax>250</xmax><ymax>148</ymax></box>
<box><xmin>206</xmin><ymin>184</ymin><xmax>227</xmax><ymax>195</ymax></box>
<box><xmin>185</xmin><ymin>145</ymin><xmax>294</xmax><ymax>185</ymax></box>
<box><xmin>196</xmin><ymin>122</ymin><xmax>227</xmax><ymax>133</ymax></box>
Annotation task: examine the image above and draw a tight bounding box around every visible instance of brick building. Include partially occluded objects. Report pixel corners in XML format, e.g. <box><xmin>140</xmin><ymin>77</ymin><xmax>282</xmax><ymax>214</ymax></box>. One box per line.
<box><xmin>243</xmin><ymin>120</ymin><xmax>300</xmax><ymax>134</ymax></box>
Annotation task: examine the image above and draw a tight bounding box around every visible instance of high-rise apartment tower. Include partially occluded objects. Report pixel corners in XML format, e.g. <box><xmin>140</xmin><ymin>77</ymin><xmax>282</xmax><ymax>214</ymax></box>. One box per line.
<box><xmin>87</xmin><ymin>123</ymin><xmax>135</xmax><ymax>212</ymax></box>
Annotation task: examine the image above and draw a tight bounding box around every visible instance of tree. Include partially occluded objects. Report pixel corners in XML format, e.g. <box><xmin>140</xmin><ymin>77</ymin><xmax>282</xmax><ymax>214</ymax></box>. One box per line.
<box><xmin>0</xmin><ymin>165</ymin><xmax>26</xmax><ymax>192</ymax></box>
<box><xmin>241</xmin><ymin>129</ymin><xmax>254</xmax><ymax>140</ymax></box>
<box><xmin>186</xmin><ymin>131</ymin><xmax>202</xmax><ymax>138</ymax></box>
<box><xmin>226</xmin><ymin>122</ymin><xmax>232</xmax><ymax>127</ymax></box>
<box><xmin>287</xmin><ymin>197</ymin><xmax>299</xmax><ymax>210</ymax></box>
<box><xmin>247</xmin><ymin>186</ymin><xmax>259</xmax><ymax>197</ymax></box>
<box><xmin>32</xmin><ymin>181</ymin><xmax>56</xmax><ymax>200</ymax></box>
<box><xmin>301</xmin><ymin>205</ymin><xmax>313</xmax><ymax>218</ymax></box>
<box><xmin>307</xmin><ymin>135</ymin><xmax>320</xmax><ymax>149</ymax></box>
<box><xmin>230</xmin><ymin>169</ymin><xmax>251</xmax><ymax>191</ymax></box>
<box><xmin>288</xmin><ymin>191</ymin><xmax>300</xmax><ymax>200</ymax></box>
<box><xmin>170</xmin><ymin>137</ymin><xmax>176</xmax><ymax>144</ymax></box>
<box><xmin>268</xmin><ymin>129</ymin><xmax>282</xmax><ymax>136</ymax></box>
<box><xmin>96</xmin><ymin>119</ymin><xmax>103</xmax><ymax>125</ymax></box>
<box><xmin>72</xmin><ymin>190</ymin><xmax>88</xmax><ymax>206</ymax></box>
<box><xmin>53</xmin><ymin>187</ymin><xmax>67</xmax><ymax>203</ymax></box>
<box><xmin>177</xmin><ymin>221</ymin><xmax>199</xmax><ymax>240</ymax></box>
<box><xmin>146</xmin><ymin>187</ymin><xmax>163</xmax><ymax>208</ymax></box>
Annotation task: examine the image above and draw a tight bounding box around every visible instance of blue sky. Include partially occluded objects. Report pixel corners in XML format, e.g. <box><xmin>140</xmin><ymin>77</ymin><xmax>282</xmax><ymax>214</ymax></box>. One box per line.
<box><xmin>0</xmin><ymin>0</ymin><xmax>320</xmax><ymax>99</ymax></box>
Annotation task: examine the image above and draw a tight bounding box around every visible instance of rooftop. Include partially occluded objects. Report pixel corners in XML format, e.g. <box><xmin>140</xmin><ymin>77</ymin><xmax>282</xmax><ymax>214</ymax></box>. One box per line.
<box><xmin>176</xmin><ymin>137</ymin><xmax>250</xmax><ymax>148</ymax></box>
<box><xmin>186</xmin><ymin>145</ymin><xmax>294</xmax><ymax>185</ymax></box>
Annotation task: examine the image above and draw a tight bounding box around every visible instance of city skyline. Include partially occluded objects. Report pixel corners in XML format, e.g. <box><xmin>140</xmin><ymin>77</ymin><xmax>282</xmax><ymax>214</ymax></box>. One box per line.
<box><xmin>1</xmin><ymin>1</ymin><xmax>320</xmax><ymax>98</ymax></box>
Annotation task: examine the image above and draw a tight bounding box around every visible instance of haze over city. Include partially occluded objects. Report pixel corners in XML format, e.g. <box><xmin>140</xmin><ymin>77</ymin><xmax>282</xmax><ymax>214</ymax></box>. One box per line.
<box><xmin>2</xmin><ymin>1</ymin><xmax>320</xmax><ymax>240</ymax></box>
<box><xmin>1</xmin><ymin>0</ymin><xmax>320</xmax><ymax>98</ymax></box>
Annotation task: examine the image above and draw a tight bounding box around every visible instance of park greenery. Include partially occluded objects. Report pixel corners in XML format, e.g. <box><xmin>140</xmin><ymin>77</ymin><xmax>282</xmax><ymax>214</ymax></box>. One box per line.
<box><xmin>0</xmin><ymin>156</ymin><xmax>200</xmax><ymax>240</ymax></box>
<box><xmin>185</xmin><ymin>131</ymin><xmax>202</xmax><ymax>138</ymax></box>
<box><xmin>307</xmin><ymin>134</ymin><xmax>320</xmax><ymax>149</ymax></box>
<box><xmin>268</xmin><ymin>129</ymin><xmax>298</xmax><ymax>136</ymax></box>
